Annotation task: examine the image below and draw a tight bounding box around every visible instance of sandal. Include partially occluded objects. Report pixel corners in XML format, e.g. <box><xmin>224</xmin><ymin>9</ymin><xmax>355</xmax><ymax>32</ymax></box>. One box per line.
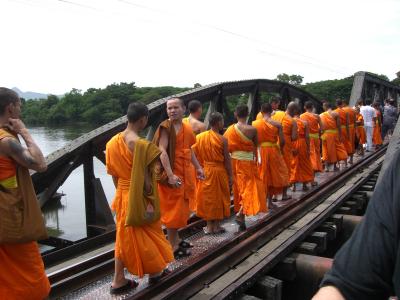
<box><xmin>110</xmin><ymin>279</ymin><xmax>138</xmax><ymax>295</ymax></box>
<box><xmin>179</xmin><ymin>239</ymin><xmax>194</xmax><ymax>249</ymax></box>
<box><xmin>148</xmin><ymin>268</ymin><xmax>171</xmax><ymax>285</ymax></box>
<box><xmin>174</xmin><ymin>247</ymin><xmax>191</xmax><ymax>259</ymax></box>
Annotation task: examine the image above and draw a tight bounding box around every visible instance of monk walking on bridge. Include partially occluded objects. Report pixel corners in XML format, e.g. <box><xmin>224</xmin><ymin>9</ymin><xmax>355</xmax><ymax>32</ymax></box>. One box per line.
<box><xmin>106</xmin><ymin>102</ymin><xmax>174</xmax><ymax>294</ymax></box>
<box><xmin>334</xmin><ymin>99</ymin><xmax>350</xmax><ymax>166</ymax></box>
<box><xmin>342</xmin><ymin>99</ymin><xmax>357</xmax><ymax>164</ymax></box>
<box><xmin>0</xmin><ymin>87</ymin><xmax>50</xmax><ymax>299</ymax></box>
<box><xmin>320</xmin><ymin>102</ymin><xmax>348</xmax><ymax>171</ymax></box>
<box><xmin>183</xmin><ymin>100</ymin><xmax>206</xmax><ymax>213</ymax></box>
<box><xmin>252</xmin><ymin>103</ymin><xmax>289</xmax><ymax>208</ymax></box>
<box><xmin>154</xmin><ymin>98</ymin><xmax>204</xmax><ymax>258</ymax></box>
<box><xmin>192</xmin><ymin>112</ymin><xmax>232</xmax><ymax>234</ymax></box>
<box><xmin>224</xmin><ymin>105</ymin><xmax>267</xmax><ymax>230</ymax></box>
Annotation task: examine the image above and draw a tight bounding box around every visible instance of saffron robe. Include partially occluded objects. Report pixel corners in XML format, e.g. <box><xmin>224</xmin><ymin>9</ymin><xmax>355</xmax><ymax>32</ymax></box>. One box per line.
<box><xmin>271</xmin><ymin>110</ymin><xmax>286</xmax><ymax>123</ymax></box>
<box><xmin>343</xmin><ymin>106</ymin><xmax>356</xmax><ymax>155</ymax></box>
<box><xmin>223</xmin><ymin>125</ymin><xmax>266</xmax><ymax>216</ymax></box>
<box><xmin>106</xmin><ymin>134</ymin><xmax>173</xmax><ymax>277</ymax></box>
<box><xmin>356</xmin><ymin>113</ymin><xmax>366</xmax><ymax>144</ymax></box>
<box><xmin>300</xmin><ymin>112</ymin><xmax>323</xmax><ymax>172</ymax></box>
<box><xmin>192</xmin><ymin>130</ymin><xmax>230</xmax><ymax>220</ymax></box>
<box><xmin>373</xmin><ymin>110</ymin><xmax>383</xmax><ymax>146</ymax></box>
<box><xmin>156</xmin><ymin>122</ymin><xmax>196</xmax><ymax>229</ymax></box>
<box><xmin>183</xmin><ymin>117</ymin><xmax>199</xmax><ymax>212</ymax></box>
<box><xmin>335</xmin><ymin>107</ymin><xmax>351</xmax><ymax>154</ymax></box>
<box><xmin>252</xmin><ymin>119</ymin><xmax>289</xmax><ymax>196</ymax></box>
<box><xmin>320</xmin><ymin>112</ymin><xmax>348</xmax><ymax>163</ymax></box>
<box><xmin>281</xmin><ymin>114</ymin><xmax>295</xmax><ymax>178</ymax></box>
<box><xmin>256</xmin><ymin>112</ymin><xmax>263</xmax><ymax>120</ymax></box>
<box><xmin>290</xmin><ymin>119</ymin><xmax>314</xmax><ymax>183</ymax></box>
<box><xmin>0</xmin><ymin>130</ymin><xmax>50</xmax><ymax>300</ymax></box>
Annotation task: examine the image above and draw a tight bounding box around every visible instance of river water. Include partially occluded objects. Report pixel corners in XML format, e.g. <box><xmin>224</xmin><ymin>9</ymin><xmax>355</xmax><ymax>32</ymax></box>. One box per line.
<box><xmin>28</xmin><ymin>125</ymin><xmax>115</xmax><ymax>242</ymax></box>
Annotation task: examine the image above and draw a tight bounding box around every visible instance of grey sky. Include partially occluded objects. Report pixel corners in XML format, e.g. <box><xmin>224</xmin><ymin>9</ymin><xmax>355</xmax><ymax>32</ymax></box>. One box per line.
<box><xmin>1</xmin><ymin>0</ymin><xmax>399</xmax><ymax>94</ymax></box>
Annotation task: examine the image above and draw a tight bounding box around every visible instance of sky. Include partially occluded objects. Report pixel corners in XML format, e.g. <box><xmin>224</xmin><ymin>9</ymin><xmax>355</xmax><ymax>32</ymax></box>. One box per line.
<box><xmin>1</xmin><ymin>0</ymin><xmax>399</xmax><ymax>95</ymax></box>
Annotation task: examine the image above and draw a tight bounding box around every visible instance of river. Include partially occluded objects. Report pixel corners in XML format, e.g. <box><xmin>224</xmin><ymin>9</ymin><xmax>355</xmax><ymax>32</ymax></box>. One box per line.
<box><xmin>28</xmin><ymin>125</ymin><xmax>115</xmax><ymax>242</ymax></box>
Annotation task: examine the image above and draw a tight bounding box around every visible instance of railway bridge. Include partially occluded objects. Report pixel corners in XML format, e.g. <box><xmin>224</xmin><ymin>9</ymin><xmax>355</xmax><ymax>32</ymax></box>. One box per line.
<box><xmin>31</xmin><ymin>72</ymin><xmax>400</xmax><ymax>299</ymax></box>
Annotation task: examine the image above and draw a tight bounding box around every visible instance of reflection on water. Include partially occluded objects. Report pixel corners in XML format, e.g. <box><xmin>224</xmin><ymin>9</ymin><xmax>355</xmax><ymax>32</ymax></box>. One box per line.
<box><xmin>28</xmin><ymin>125</ymin><xmax>116</xmax><ymax>242</ymax></box>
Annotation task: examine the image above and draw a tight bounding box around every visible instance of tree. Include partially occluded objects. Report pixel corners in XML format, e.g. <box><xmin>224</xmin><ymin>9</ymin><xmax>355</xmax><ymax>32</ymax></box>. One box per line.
<box><xmin>275</xmin><ymin>73</ymin><xmax>303</xmax><ymax>86</ymax></box>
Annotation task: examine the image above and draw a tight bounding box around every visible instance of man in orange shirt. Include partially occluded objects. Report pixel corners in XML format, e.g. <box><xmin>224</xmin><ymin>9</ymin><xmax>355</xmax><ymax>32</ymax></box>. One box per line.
<box><xmin>334</xmin><ymin>99</ymin><xmax>350</xmax><ymax>167</ymax></box>
<box><xmin>0</xmin><ymin>87</ymin><xmax>50</xmax><ymax>300</ymax></box>
<box><xmin>106</xmin><ymin>102</ymin><xmax>174</xmax><ymax>293</ymax></box>
<box><xmin>320</xmin><ymin>102</ymin><xmax>348</xmax><ymax>171</ymax></box>
<box><xmin>253</xmin><ymin>103</ymin><xmax>289</xmax><ymax>208</ymax></box>
<box><xmin>154</xmin><ymin>98</ymin><xmax>205</xmax><ymax>258</ymax></box>
<box><xmin>300</xmin><ymin>101</ymin><xmax>324</xmax><ymax>180</ymax></box>
<box><xmin>224</xmin><ymin>105</ymin><xmax>266</xmax><ymax>230</ymax></box>
<box><xmin>192</xmin><ymin>112</ymin><xmax>232</xmax><ymax>234</ymax></box>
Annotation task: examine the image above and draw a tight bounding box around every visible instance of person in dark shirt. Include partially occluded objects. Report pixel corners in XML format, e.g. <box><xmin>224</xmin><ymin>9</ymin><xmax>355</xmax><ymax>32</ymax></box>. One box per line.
<box><xmin>313</xmin><ymin>149</ymin><xmax>400</xmax><ymax>300</ymax></box>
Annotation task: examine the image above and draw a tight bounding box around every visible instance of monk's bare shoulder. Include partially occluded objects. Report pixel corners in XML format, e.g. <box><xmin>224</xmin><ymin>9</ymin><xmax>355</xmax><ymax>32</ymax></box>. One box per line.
<box><xmin>267</xmin><ymin>119</ymin><xmax>282</xmax><ymax>128</ymax></box>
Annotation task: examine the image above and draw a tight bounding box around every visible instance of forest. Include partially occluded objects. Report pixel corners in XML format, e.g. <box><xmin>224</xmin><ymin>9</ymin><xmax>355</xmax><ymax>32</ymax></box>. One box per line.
<box><xmin>21</xmin><ymin>73</ymin><xmax>396</xmax><ymax>126</ymax></box>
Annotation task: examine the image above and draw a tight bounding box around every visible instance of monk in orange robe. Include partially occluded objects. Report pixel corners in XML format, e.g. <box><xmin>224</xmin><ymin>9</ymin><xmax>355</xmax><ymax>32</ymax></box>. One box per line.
<box><xmin>154</xmin><ymin>97</ymin><xmax>204</xmax><ymax>258</ymax></box>
<box><xmin>256</xmin><ymin>97</ymin><xmax>283</xmax><ymax>120</ymax></box>
<box><xmin>334</xmin><ymin>99</ymin><xmax>350</xmax><ymax>166</ymax></box>
<box><xmin>224</xmin><ymin>105</ymin><xmax>267</xmax><ymax>230</ymax></box>
<box><xmin>275</xmin><ymin>102</ymin><xmax>298</xmax><ymax>190</ymax></box>
<box><xmin>320</xmin><ymin>102</ymin><xmax>348</xmax><ymax>171</ymax></box>
<box><xmin>291</xmin><ymin>109</ymin><xmax>314</xmax><ymax>191</ymax></box>
<box><xmin>106</xmin><ymin>102</ymin><xmax>174</xmax><ymax>293</ymax></box>
<box><xmin>192</xmin><ymin>112</ymin><xmax>232</xmax><ymax>234</ymax></box>
<box><xmin>0</xmin><ymin>88</ymin><xmax>50</xmax><ymax>300</ymax></box>
<box><xmin>182</xmin><ymin>100</ymin><xmax>206</xmax><ymax>213</ymax></box>
<box><xmin>342</xmin><ymin>99</ymin><xmax>357</xmax><ymax>164</ymax></box>
<box><xmin>355</xmin><ymin>106</ymin><xmax>366</xmax><ymax>155</ymax></box>
<box><xmin>253</xmin><ymin>103</ymin><xmax>289</xmax><ymax>208</ymax></box>
<box><xmin>300</xmin><ymin>101</ymin><xmax>323</xmax><ymax>178</ymax></box>
<box><xmin>372</xmin><ymin>102</ymin><xmax>383</xmax><ymax>147</ymax></box>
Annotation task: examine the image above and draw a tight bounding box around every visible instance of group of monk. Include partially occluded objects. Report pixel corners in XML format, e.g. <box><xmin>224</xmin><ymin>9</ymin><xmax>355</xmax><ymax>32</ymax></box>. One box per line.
<box><xmin>104</xmin><ymin>95</ymin><xmax>390</xmax><ymax>294</ymax></box>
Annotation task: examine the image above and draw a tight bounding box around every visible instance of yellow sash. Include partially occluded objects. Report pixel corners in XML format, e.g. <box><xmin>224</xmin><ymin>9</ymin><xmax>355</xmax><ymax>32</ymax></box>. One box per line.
<box><xmin>309</xmin><ymin>133</ymin><xmax>319</xmax><ymax>139</ymax></box>
<box><xmin>231</xmin><ymin>151</ymin><xmax>254</xmax><ymax>161</ymax></box>
<box><xmin>260</xmin><ymin>141</ymin><xmax>278</xmax><ymax>147</ymax></box>
<box><xmin>0</xmin><ymin>176</ymin><xmax>18</xmax><ymax>189</ymax></box>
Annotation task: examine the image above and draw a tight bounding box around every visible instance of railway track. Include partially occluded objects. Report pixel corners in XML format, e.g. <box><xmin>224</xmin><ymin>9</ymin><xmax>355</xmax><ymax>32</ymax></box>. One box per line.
<box><xmin>48</xmin><ymin>144</ymin><xmax>387</xmax><ymax>299</ymax></box>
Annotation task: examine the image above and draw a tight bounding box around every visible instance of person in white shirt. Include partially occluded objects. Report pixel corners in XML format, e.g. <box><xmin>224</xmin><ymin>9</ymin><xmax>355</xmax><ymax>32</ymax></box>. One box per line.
<box><xmin>359</xmin><ymin>99</ymin><xmax>376</xmax><ymax>152</ymax></box>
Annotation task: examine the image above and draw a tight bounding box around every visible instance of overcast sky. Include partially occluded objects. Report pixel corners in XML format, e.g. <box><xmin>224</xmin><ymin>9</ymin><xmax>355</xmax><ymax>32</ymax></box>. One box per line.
<box><xmin>1</xmin><ymin>0</ymin><xmax>399</xmax><ymax>95</ymax></box>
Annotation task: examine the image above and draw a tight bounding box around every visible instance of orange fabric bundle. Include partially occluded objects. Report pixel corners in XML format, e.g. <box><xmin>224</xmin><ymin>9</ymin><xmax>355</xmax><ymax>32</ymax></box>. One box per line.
<box><xmin>300</xmin><ymin>112</ymin><xmax>323</xmax><ymax>172</ymax></box>
<box><xmin>192</xmin><ymin>130</ymin><xmax>230</xmax><ymax>220</ymax></box>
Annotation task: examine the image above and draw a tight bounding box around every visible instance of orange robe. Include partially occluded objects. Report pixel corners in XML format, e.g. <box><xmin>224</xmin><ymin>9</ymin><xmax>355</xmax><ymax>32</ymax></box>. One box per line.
<box><xmin>320</xmin><ymin>112</ymin><xmax>348</xmax><ymax>163</ymax></box>
<box><xmin>183</xmin><ymin>117</ymin><xmax>199</xmax><ymax>212</ymax></box>
<box><xmin>158</xmin><ymin>122</ymin><xmax>196</xmax><ymax>229</ymax></box>
<box><xmin>343</xmin><ymin>106</ymin><xmax>356</xmax><ymax>155</ymax></box>
<box><xmin>373</xmin><ymin>110</ymin><xmax>383</xmax><ymax>146</ymax></box>
<box><xmin>252</xmin><ymin>119</ymin><xmax>288</xmax><ymax>196</ymax></box>
<box><xmin>223</xmin><ymin>124</ymin><xmax>266</xmax><ymax>216</ymax></box>
<box><xmin>335</xmin><ymin>107</ymin><xmax>351</xmax><ymax>154</ymax></box>
<box><xmin>106</xmin><ymin>134</ymin><xmax>173</xmax><ymax>277</ymax></box>
<box><xmin>290</xmin><ymin>119</ymin><xmax>314</xmax><ymax>183</ymax></box>
<box><xmin>256</xmin><ymin>112</ymin><xmax>263</xmax><ymax>120</ymax></box>
<box><xmin>300</xmin><ymin>112</ymin><xmax>323</xmax><ymax>172</ymax></box>
<box><xmin>0</xmin><ymin>131</ymin><xmax>50</xmax><ymax>300</ymax></box>
<box><xmin>356</xmin><ymin>113</ymin><xmax>366</xmax><ymax>144</ymax></box>
<box><xmin>192</xmin><ymin>130</ymin><xmax>230</xmax><ymax>220</ymax></box>
<box><xmin>271</xmin><ymin>110</ymin><xmax>286</xmax><ymax>123</ymax></box>
<box><xmin>281</xmin><ymin>114</ymin><xmax>295</xmax><ymax>178</ymax></box>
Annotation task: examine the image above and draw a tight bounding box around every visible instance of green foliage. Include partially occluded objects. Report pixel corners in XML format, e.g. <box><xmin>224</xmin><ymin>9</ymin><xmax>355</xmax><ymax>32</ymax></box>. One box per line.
<box><xmin>276</xmin><ymin>73</ymin><xmax>304</xmax><ymax>86</ymax></box>
<box><xmin>21</xmin><ymin>83</ymin><xmax>188</xmax><ymax>126</ymax></box>
<box><xmin>301</xmin><ymin>76</ymin><xmax>354</xmax><ymax>102</ymax></box>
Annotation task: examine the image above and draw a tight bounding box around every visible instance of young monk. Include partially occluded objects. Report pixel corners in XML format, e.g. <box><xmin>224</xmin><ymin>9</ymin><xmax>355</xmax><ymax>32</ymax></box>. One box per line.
<box><xmin>256</xmin><ymin>97</ymin><xmax>285</xmax><ymax>120</ymax></box>
<box><xmin>277</xmin><ymin>102</ymin><xmax>298</xmax><ymax>196</ymax></box>
<box><xmin>182</xmin><ymin>100</ymin><xmax>206</xmax><ymax>213</ymax></box>
<box><xmin>300</xmin><ymin>101</ymin><xmax>324</xmax><ymax>181</ymax></box>
<box><xmin>320</xmin><ymin>102</ymin><xmax>348</xmax><ymax>171</ymax></box>
<box><xmin>253</xmin><ymin>103</ymin><xmax>289</xmax><ymax>208</ymax></box>
<box><xmin>334</xmin><ymin>99</ymin><xmax>350</xmax><ymax>166</ymax></box>
<box><xmin>291</xmin><ymin>106</ymin><xmax>314</xmax><ymax>191</ymax></box>
<box><xmin>154</xmin><ymin>97</ymin><xmax>204</xmax><ymax>258</ymax></box>
<box><xmin>372</xmin><ymin>102</ymin><xmax>383</xmax><ymax>148</ymax></box>
<box><xmin>342</xmin><ymin>99</ymin><xmax>357</xmax><ymax>164</ymax></box>
<box><xmin>0</xmin><ymin>88</ymin><xmax>50</xmax><ymax>300</ymax></box>
<box><xmin>355</xmin><ymin>106</ymin><xmax>366</xmax><ymax>156</ymax></box>
<box><xmin>224</xmin><ymin>105</ymin><xmax>267</xmax><ymax>230</ymax></box>
<box><xmin>106</xmin><ymin>102</ymin><xmax>174</xmax><ymax>294</ymax></box>
<box><xmin>192</xmin><ymin>112</ymin><xmax>232</xmax><ymax>234</ymax></box>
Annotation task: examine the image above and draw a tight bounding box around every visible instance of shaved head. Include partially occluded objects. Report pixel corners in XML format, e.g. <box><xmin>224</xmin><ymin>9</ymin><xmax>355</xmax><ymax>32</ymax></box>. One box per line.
<box><xmin>287</xmin><ymin>101</ymin><xmax>298</xmax><ymax>116</ymax></box>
